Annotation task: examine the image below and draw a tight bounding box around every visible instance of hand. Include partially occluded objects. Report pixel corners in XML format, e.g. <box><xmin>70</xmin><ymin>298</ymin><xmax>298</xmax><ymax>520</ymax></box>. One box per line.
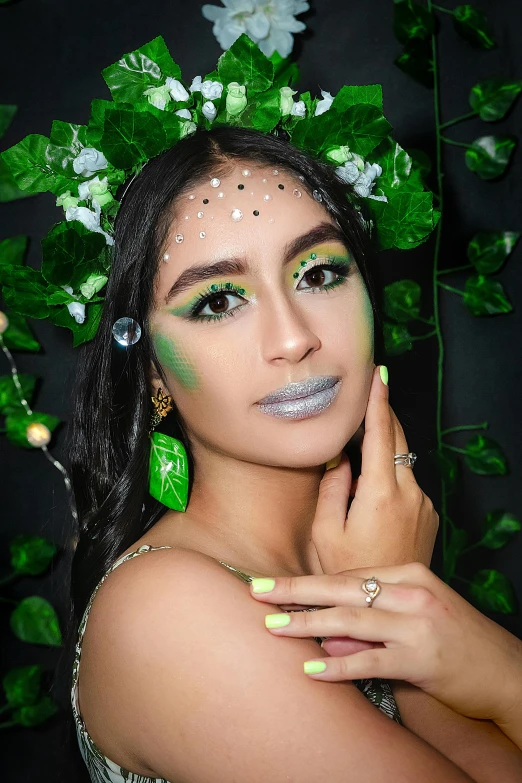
<box><xmin>312</xmin><ymin>364</ymin><xmax>439</xmax><ymax>574</ymax></box>
<box><xmin>249</xmin><ymin>562</ymin><xmax>522</xmax><ymax>725</ymax></box>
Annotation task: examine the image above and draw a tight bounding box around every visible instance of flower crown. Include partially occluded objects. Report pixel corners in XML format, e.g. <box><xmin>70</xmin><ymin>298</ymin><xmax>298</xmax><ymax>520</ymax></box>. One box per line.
<box><xmin>0</xmin><ymin>33</ymin><xmax>439</xmax><ymax>347</ymax></box>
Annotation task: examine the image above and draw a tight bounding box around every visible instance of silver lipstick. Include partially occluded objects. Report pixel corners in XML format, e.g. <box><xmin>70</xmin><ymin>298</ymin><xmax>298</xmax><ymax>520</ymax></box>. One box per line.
<box><xmin>256</xmin><ymin>376</ymin><xmax>342</xmax><ymax>419</ymax></box>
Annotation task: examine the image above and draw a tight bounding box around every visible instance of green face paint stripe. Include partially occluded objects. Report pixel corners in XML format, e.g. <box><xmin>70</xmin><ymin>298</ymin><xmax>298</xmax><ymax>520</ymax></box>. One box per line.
<box><xmin>153</xmin><ymin>332</ymin><xmax>199</xmax><ymax>390</ymax></box>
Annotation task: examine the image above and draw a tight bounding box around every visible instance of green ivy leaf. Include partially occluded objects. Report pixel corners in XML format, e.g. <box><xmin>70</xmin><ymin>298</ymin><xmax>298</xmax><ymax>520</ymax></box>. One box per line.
<box><xmin>3</xmin><ymin>665</ymin><xmax>42</xmax><ymax>707</ymax></box>
<box><xmin>1</xmin><ymin>134</ymin><xmax>55</xmax><ymax>194</ymax></box>
<box><xmin>11</xmin><ymin>695</ymin><xmax>59</xmax><ymax>727</ymax></box>
<box><xmin>393</xmin><ymin>0</ymin><xmax>435</xmax><ymax>45</ymax></box>
<box><xmin>10</xmin><ymin>534</ymin><xmax>58</xmax><ymax>576</ymax></box>
<box><xmin>41</xmin><ymin>221</ymin><xmax>107</xmax><ymax>290</ymax></box>
<box><xmin>102</xmin><ymin>35</ymin><xmax>182</xmax><ymax>105</ymax></box>
<box><xmin>0</xmin><ymin>104</ymin><xmax>17</xmax><ymax>140</ymax></box>
<box><xmin>0</xmin><ymin>266</ymin><xmax>51</xmax><ymax>319</ymax></box>
<box><xmin>384</xmin><ymin>279</ymin><xmax>421</xmax><ymax>322</ymax></box>
<box><xmin>291</xmin><ymin>103</ymin><xmax>391</xmax><ymax>159</ymax></box>
<box><xmin>368</xmin><ymin>191</ymin><xmax>440</xmax><ymax>250</ymax></box>
<box><xmin>46</xmin><ymin>120</ymin><xmax>89</xmax><ymax>181</ymax></box>
<box><xmin>218</xmin><ymin>34</ymin><xmax>274</xmax><ymax>96</ymax></box>
<box><xmin>463</xmin><ymin>434</ymin><xmax>508</xmax><ymax>475</ymax></box>
<box><xmin>268</xmin><ymin>51</ymin><xmax>300</xmax><ymax>90</ymax></box>
<box><xmin>469</xmin><ymin>78</ymin><xmax>522</xmax><ymax>121</ymax></box>
<box><xmin>405</xmin><ymin>147</ymin><xmax>432</xmax><ymax>179</ymax></box>
<box><xmin>331</xmin><ymin>85</ymin><xmax>384</xmax><ymax>112</ymax></box>
<box><xmin>370</xmin><ymin>137</ymin><xmax>417</xmax><ymax>197</ymax></box>
<box><xmin>10</xmin><ymin>596</ymin><xmax>63</xmax><ymax>645</ymax></box>
<box><xmin>431</xmin><ymin>449</ymin><xmax>460</xmax><ymax>494</ymax></box>
<box><xmin>444</xmin><ymin>527</ymin><xmax>469</xmax><ymax>582</ymax></box>
<box><xmin>5</xmin><ymin>410</ymin><xmax>61</xmax><ymax>449</ymax></box>
<box><xmin>249</xmin><ymin>87</ymin><xmax>283</xmax><ymax>133</ymax></box>
<box><xmin>149</xmin><ymin>431</ymin><xmax>189</xmax><ymax>510</ymax></box>
<box><xmin>47</xmin><ymin>301</ymin><xmax>103</xmax><ymax>347</ymax></box>
<box><xmin>383</xmin><ymin>321</ymin><xmax>414</xmax><ymax>355</ymax></box>
<box><xmin>463</xmin><ymin>274</ymin><xmax>512</xmax><ymax>316</ymax></box>
<box><xmin>467</xmin><ymin>231</ymin><xmax>520</xmax><ymax>274</ymax></box>
<box><xmin>452</xmin><ymin>5</ymin><xmax>496</xmax><ymax>49</ymax></box>
<box><xmin>0</xmin><ymin>310</ymin><xmax>40</xmax><ymax>352</ymax></box>
<box><xmin>0</xmin><ymin>234</ymin><xmax>27</xmax><ymax>265</ymax></box>
<box><xmin>0</xmin><ymin>154</ymin><xmax>35</xmax><ymax>202</ymax></box>
<box><xmin>464</xmin><ymin>135</ymin><xmax>516</xmax><ymax>180</ymax></box>
<box><xmin>0</xmin><ymin>374</ymin><xmax>37</xmax><ymax>415</ymax></box>
<box><xmin>480</xmin><ymin>510</ymin><xmax>521</xmax><ymax>549</ymax></box>
<box><xmin>99</xmin><ymin>107</ymin><xmax>167</xmax><ymax>169</ymax></box>
<box><xmin>469</xmin><ymin>570</ymin><xmax>517</xmax><ymax>614</ymax></box>
<box><xmin>394</xmin><ymin>40</ymin><xmax>434</xmax><ymax>89</ymax></box>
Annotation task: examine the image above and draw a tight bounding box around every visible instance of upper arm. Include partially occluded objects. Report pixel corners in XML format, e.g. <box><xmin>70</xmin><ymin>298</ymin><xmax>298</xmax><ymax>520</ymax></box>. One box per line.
<box><xmin>83</xmin><ymin>548</ymin><xmax>476</xmax><ymax>783</ymax></box>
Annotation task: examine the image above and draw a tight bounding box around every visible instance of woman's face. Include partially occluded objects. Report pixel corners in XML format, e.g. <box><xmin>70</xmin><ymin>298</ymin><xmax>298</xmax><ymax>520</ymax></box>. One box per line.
<box><xmin>148</xmin><ymin>163</ymin><xmax>375</xmax><ymax>468</ymax></box>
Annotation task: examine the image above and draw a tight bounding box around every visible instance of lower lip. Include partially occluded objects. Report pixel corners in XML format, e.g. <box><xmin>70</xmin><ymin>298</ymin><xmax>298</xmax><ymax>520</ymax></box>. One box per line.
<box><xmin>256</xmin><ymin>380</ymin><xmax>342</xmax><ymax>419</ymax></box>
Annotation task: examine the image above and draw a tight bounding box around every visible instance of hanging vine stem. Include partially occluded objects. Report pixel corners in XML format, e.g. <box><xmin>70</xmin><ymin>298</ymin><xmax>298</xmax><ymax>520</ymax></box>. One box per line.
<box><xmin>427</xmin><ymin>0</ymin><xmax>456</xmax><ymax>578</ymax></box>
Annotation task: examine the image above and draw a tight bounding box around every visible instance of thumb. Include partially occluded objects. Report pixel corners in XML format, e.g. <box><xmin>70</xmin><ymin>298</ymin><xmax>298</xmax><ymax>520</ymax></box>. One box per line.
<box><xmin>313</xmin><ymin>452</ymin><xmax>352</xmax><ymax>542</ymax></box>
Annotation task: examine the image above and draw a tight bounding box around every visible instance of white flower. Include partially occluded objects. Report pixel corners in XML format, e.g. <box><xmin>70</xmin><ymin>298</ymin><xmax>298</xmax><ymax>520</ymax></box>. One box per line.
<box><xmin>314</xmin><ymin>89</ymin><xmax>334</xmax><ymax>117</ymax></box>
<box><xmin>72</xmin><ymin>148</ymin><xmax>108</xmax><ymax>177</ymax></box>
<box><xmin>336</xmin><ymin>159</ymin><xmax>386</xmax><ymax>201</ymax></box>
<box><xmin>77</xmin><ymin>175</ymin><xmax>112</xmax><ymax>207</ymax></box>
<box><xmin>291</xmin><ymin>99</ymin><xmax>306</xmax><ymax>117</ymax></box>
<box><xmin>190</xmin><ymin>75</ymin><xmax>224</xmax><ymax>99</ymax></box>
<box><xmin>62</xmin><ymin>286</ymin><xmax>86</xmax><ymax>324</ymax></box>
<box><xmin>202</xmin><ymin>0</ymin><xmax>309</xmax><ymax>58</ymax></box>
<box><xmin>143</xmin><ymin>84</ymin><xmax>172</xmax><ymax>110</ymax></box>
<box><xmin>180</xmin><ymin>121</ymin><xmax>197</xmax><ymax>138</ymax></box>
<box><xmin>165</xmin><ymin>77</ymin><xmax>190</xmax><ymax>102</ymax></box>
<box><xmin>175</xmin><ymin>108</ymin><xmax>192</xmax><ymax>120</ymax></box>
<box><xmin>279</xmin><ymin>86</ymin><xmax>297</xmax><ymax>116</ymax></box>
<box><xmin>327</xmin><ymin>145</ymin><xmax>352</xmax><ymax>165</ymax></box>
<box><xmin>202</xmin><ymin>100</ymin><xmax>217</xmax><ymax>121</ymax></box>
<box><xmin>226</xmin><ymin>81</ymin><xmax>247</xmax><ymax>115</ymax></box>
<box><xmin>56</xmin><ymin>191</ymin><xmax>79</xmax><ymax>210</ymax></box>
<box><xmin>65</xmin><ymin>201</ymin><xmax>114</xmax><ymax>245</ymax></box>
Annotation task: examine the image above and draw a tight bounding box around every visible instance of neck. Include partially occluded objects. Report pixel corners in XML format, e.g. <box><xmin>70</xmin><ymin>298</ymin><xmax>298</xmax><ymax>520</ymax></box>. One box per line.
<box><xmin>161</xmin><ymin>446</ymin><xmax>328</xmax><ymax>578</ymax></box>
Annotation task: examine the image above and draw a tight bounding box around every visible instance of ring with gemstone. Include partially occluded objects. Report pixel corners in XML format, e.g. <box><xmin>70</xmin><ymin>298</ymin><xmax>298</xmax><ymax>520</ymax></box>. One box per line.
<box><xmin>361</xmin><ymin>576</ymin><xmax>381</xmax><ymax>608</ymax></box>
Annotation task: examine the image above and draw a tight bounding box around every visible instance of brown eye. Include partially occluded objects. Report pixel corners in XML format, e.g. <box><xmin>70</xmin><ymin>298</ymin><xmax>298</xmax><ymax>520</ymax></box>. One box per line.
<box><xmin>305</xmin><ymin>268</ymin><xmax>326</xmax><ymax>287</ymax></box>
<box><xmin>208</xmin><ymin>294</ymin><xmax>230</xmax><ymax>314</ymax></box>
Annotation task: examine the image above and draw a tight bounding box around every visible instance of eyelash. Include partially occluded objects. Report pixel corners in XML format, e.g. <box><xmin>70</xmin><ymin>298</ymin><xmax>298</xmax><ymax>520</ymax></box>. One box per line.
<box><xmin>186</xmin><ymin>257</ymin><xmax>353</xmax><ymax>323</ymax></box>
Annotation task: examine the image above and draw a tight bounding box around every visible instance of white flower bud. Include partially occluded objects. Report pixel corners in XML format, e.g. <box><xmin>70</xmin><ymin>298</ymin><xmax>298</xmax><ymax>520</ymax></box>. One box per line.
<box><xmin>166</xmin><ymin>77</ymin><xmax>190</xmax><ymax>102</ymax></box>
<box><xmin>280</xmin><ymin>86</ymin><xmax>297</xmax><ymax>116</ymax></box>
<box><xmin>291</xmin><ymin>100</ymin><xmax>306</xmax><ymax>117</ymax></box>
<box><xmin>202</xmin><ymin>101</ymin><xmax>217</xmax><ymax>121</ymax></box>
<box><xmin>175</xmin><ymin>108</ymin><xmax>192</xmax><ymax>120</ymax></box>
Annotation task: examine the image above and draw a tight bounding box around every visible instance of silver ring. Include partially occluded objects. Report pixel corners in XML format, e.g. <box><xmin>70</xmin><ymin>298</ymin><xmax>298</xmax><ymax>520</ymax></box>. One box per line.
<box><xmin>361</xmin><ymin>576</ymin><xmax>381</xmax><ymax>608</ymax></box>
<box><xmin>394</xmin><ymin>452</ymin><xmax>417</xmax><ymax>468</ymax></box>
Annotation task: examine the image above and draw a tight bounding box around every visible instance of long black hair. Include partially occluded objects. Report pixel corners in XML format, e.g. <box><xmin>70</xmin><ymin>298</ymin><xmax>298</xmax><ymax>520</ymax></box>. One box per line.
<box><xmin>57</xmin><ymin>124</ymin><xmax>385</xmax><ymax>778</ymax></box>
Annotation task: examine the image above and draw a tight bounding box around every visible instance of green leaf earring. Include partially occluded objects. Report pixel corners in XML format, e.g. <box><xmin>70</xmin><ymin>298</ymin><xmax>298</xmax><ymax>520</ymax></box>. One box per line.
<box><xmin>148</xmin><ymin>387</ymin><xmax>188</xmax><ymax>511</ymax></box>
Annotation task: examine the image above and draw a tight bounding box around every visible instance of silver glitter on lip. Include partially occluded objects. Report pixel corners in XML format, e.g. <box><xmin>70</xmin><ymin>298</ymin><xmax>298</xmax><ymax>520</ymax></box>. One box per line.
<box><xmin>231</xmin><ymin>208</ymin><xmax>243</xmax><ymax>221</ymax></box>
<box><xmin>175</xmin><ymin>234</ymin><xmax>183</xmax><ymax>243</ymax></box>
<box><xmin>197</xmin><ymin>211</ymin><xmax>204</xmax><ymax>218</ymax></box>
<box><xmin>258</xmin><ymin>376</ymin><xmax>340</xmax><ymax>404</ymax></box>
<box><xmin>210</xmin><ymin>178</ymin><xmax>221</xmax><ymax>187</ymax></box>
<box><xmin>257</xmin><ymin>380</ymin><xmax>342</xmax><ymax>420</ymax></box>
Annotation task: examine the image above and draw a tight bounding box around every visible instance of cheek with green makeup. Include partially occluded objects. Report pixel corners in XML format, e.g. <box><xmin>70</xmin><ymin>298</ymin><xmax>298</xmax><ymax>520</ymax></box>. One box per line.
<box><xmin>152</xmin><ymin>331</ymin><xmax>200</xmax><ymax>391</ymax></box>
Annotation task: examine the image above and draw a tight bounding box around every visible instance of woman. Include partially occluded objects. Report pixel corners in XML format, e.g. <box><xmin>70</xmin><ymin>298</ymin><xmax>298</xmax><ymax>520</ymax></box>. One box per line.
<box><xmin>67</xmin><ymin>126</ymin><xmax>522</xmax><ymax>782</ymax></box>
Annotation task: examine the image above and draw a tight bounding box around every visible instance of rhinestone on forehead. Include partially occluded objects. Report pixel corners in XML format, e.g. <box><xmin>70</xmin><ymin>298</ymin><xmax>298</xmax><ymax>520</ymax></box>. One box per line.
<box><xmin>272</xmin><ymin>169</ymin><xmax>279</xmax><ymax>175</ymax></box>
<box><xmin>210</xmin><ymin>178</ymin><xmax>220</xmax><ymax>187</ymax></box>
<box><xmin>293</xmin><ymin>189</ymin><xmax>302</xmax><ymax>198</ymax></box>
<box><xmin>199</xmin><ymin>231</ymin><xmax>206</xmax><ymax>238</ymax></box>
<box><xmin>242</xmin><ymin>169</ymin><xmax>251</xmax><ymax>177</ymax></box>
<box><xmin>163</xmin><ymin>253</ymin><xmax>170</xmax><ymax>261</ymax></box>
<box><xmin>231</xmin><ymin>208</ymin><xmax>243</xmax><ymax>221</ymax></box>
<box><xmin>197</xmin><ymin>211</ymin><xmax>204</xmax><ymax>218</ymax></box>
<box><xmin>263</xmin><ymin>194</ymin><xmax>272</xmax><ymax>201</ymax></box>
<box><xmin>188</xmin><ymin>194</ymin><xmax>196</xmax><ymax>200</ymax></box>
<box><xmin>217</xmin><ymin>191</ymin><xmax>225</xmax><ymax>198</ymax></box>
<box><xmin>175</xmin><ymin>234</ymin><xmax>183</xmax><ymax>243</ymax></box>
<box><xmin>313</xmin><ymin>190</ymin><xmax>323</xmax><ymax>202</ymax></box>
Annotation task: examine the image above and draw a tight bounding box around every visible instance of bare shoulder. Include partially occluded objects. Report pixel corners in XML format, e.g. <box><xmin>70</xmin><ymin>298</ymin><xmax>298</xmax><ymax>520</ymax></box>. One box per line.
<box><xmin>78</xmin><ymin>546</ymin><xmax>476</xmax><ymax>783</ymax></box>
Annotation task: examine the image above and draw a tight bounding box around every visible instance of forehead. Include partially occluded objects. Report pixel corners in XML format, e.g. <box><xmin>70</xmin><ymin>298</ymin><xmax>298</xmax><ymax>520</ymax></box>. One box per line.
<box><xmin>166</xmin><ymin>163</ymin><xmax>334</xmax><ymax>265</ymax></box>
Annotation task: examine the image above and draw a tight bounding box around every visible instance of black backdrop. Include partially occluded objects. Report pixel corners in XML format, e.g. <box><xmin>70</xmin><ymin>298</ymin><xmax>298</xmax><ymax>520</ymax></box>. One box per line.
<box><xmin>1</xmin><ymin>0</ymin><xmax>521</xmax><ymax>780</ymax></box>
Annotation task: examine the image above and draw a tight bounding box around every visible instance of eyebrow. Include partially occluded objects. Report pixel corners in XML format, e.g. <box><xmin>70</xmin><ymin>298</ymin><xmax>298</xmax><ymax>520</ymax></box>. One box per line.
<box><xmin>164</xmin><ymin>221</ymin><xmax>346</xmax><ymax>305</ymax></box>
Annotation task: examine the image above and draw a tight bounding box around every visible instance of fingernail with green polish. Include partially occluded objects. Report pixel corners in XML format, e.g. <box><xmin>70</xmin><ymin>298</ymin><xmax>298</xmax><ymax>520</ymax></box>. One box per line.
<box><xmin>304</xmin><ymin>661</ymin><xmax>327</xmax><ymax>674</ymax></box>
<box><xmin>251</xmin><ymin>578</ymin><xmax>276</xmax><ymax>593</ymax></box>
<box><xmin>379</xmin><ymin>365</ymin><xmax>388</xmax><ymax>386</ymax></box>
<box><xmin>265</xmin><ymin>613</ymin><xmax>291</xmax><ymax>628</ymax></box>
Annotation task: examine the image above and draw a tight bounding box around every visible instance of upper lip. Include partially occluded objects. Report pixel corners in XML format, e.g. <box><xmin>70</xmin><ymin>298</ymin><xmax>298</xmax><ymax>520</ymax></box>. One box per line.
<box><xmin>257</xmin><ymin>376</ymin><xmax>341</xmax><ymax>405</ymax></box>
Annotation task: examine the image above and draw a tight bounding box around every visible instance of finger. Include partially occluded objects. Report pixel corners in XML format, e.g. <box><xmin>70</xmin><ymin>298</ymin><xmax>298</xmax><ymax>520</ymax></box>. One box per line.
<box><xmin>264</xmin><ymin>605</ymin><xmax>411</xmax><ymax>644</ymax></box>
<box><xmin>249</xmin><ymin>570</ymin><xmax>427</xmax><ymax>612</ymax></box>
<box><xmin>360</xmin><ymin>365</ymin><xmax>396</xmax><ymax>489</ymax></box>
<box><xmin>303</xmin><ymin>646</ymin><xmax>416</xmax><ymax>682</ymax></box>
<box><xmin>313</xmin><ymin>451</ymin><xmax>352</xmax><ymax>540</ymax></box>
<box><xmin>389</xmin><ymin>406</ymin><xmax>418</xmax><ymax>487</ymax></box>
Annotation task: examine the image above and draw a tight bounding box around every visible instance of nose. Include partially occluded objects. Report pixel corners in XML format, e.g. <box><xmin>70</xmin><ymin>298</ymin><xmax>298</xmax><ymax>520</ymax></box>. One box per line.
<box><xmin>259</xmin><ymin>291</ymin><xmax>321</xmax><ymax>364</ymax></box>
